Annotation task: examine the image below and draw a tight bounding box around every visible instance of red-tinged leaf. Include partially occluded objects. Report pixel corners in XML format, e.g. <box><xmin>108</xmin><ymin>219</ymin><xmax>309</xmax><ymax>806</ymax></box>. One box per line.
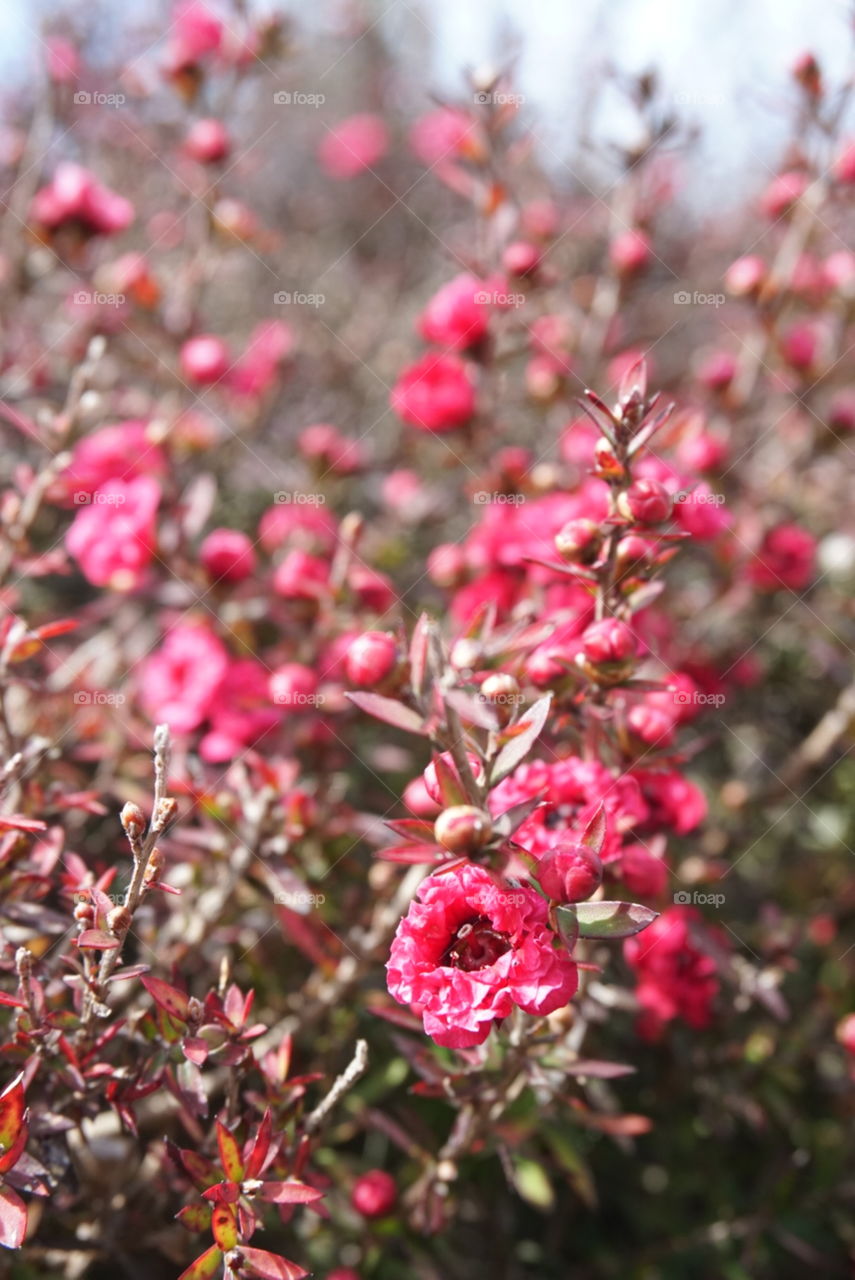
<box><xmin>106</xmin><ymin>964</ymin><xmax>150</xmax><ymax>983</ymax></box>
<box><xmin>444</xmin><ymin>688</ymin><xmax>498</xmax><ymax>731</ymax></box>
<box><xmin>409</xmin><ymin>613</ymin><xmax>431</xmax><ymax>699</ymax></box>
<box><xmin>431</xmin><ymin>752</ymin><xmax>469</xmax><ymax>806</ymax></box>
<box><xmin>384</xmin><ymin>818</ymin><xmax>436</xmax><ymax>842</ymax></box>
<box><xmin>165</xmin><ymin>1141</ymin><xmax>214</xmax><ymax>1188</ymax></box>
<box><xmin>175</xmin><ymin>1059</ymin><xmax>208</xmax><ymax>1118</ymax></box>
<box><xmin>492</xmin><ymin>793</ymin><xmax>547</xmax><ymax>839</ymax></box>
<box><xmin>0</xmin><ymin>1185</ymin><xmax>26</xmax><ymax>1248</ymax></box>
<box><xmin>345</xmin><ymin>692</ymin><xmax>425</xmax><ymax>735</ymax></box>
<box><xmin>258</xmin><ymin>1180</ymin><xmax>325</xmax><ymax>1205</ymax></box>
<box><xmin>574</xmin><ymin>901</ymin><xmax>659</xmax><ymax>940</ymax></box>
<box><xmin>202</xmin><ymin>1180</ymin><xmax>241</xmax><ymax>1204</ymax></box>
<box><xmin>0</xmin><ymin>815</ymin><xmax>46</xmax><ymax>834</ymax></box>
<box><xmin>211</xmin><ymin>1201</ymin><xmax>239</xmax><ymax>1250</ymax></box>
<box><xmin>0</xmin><ymin>994</ymin><xmax>26</xmax><ymax>1009</ymax></box>
<box><xmin>366</xmin><ymin>1002</ymin><xmax>424</xmax><ymax>1032</ymax></box>
<box><xmin>177</xmin><ymin>1244</ymin><xmax>223</xmax><ymax>1280</ymax></box>
<box><xmin>75</xmin><ymin>929</ymin><xmax>120</xmax><ymax>950</ymax></box>
<box><xmin>569</xmin><ymin>1102</ymin><xmax>652</xmax><ymax>1136</ymax></box>
<box><xmin>0</xmin><ymin>1076</ymin><xmax>26</xmax><ymax>1152</ymax></box>
<box><xmin>561</xmin><ymin>1060</ymin><xmax>637</xmax><ymax>1079</ymax></box>
<box><xmin>580</xmin><ymin>804</ymin><xmax>607</xmax><ymax>856</ymax></box>
<box><xmin>244</xmin><ymin>1109</ymin><xmax>273</xmax><ymax>1180</ymax></box>
<box><xmin>490</xmin><ymin>694</ymin><xmax>553</xmax><ymax>785</ymax></box>
<box><xmin>0</xmin><ymin>1121</ymin><xmax>27</xmax><ymax>1174</ymax></box>
<box><xmin>216</xmin><ymin>1121</ymin><xmax>245</xmax><ymax>1182</ymax></box>
<box><xmin>183</xmin><ymin>1037</ymin><xmax>210</xmax><ymax>1066</ymax></box>
<box><xmin>376</xmin><ymin>843</ymin><xmax>444</xmax><ymax>864</ymax></box>
<box><xmin>235</xmin><ymin>1246</ymin><xmax>309</xmax><ymax>1280</ymax></box>
<box><xmin>140</xmin><ymin>975</ymin><xmax>190</xmax><ymax>1023</ymax></box>
<box><xmin>175</xmin><ymin>1202</ymin><xmax>212</xmax><ymax>1233</ymax></box>
<box><xmin>34</xmin><ymin>619</ymin><xmax>79</xmax><ymax>640</ymax></box>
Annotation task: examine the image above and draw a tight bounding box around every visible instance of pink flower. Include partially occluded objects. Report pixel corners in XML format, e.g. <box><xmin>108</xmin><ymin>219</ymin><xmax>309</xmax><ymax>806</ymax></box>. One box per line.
<box><xmin>318</xmin><ymin>114</ymin><xmax>388</xmax><ymax>180</ymax></box>
<box><xmin>631</xmin><ymin>769</ymin><xmax>707</xmax><ymax>835</ymax></box>
<box><xmin>199</xmin><ymin>659</ymin><xmax>279</xmax><ymax>762</ymax></box>
<box><xmin>833</xmin><ymin>139</ymin><xmax>855</xmax><ymax>184</ymax></box>
<box><xmin>409</xmin><ymin>108</ymin><xmax>477</xmax><ymax>166</ymax></box>
<box><xmin>165</xmin><ymin>1</ymin><xmax>223</xmax><ymax>75</ymax></box>
<box><xmin>760</xmin><ymin>171</ymin><xmax>808</xmax><ymax>220</ymax></box>
<box><xmin>228</xmin><ymin>320</ymin><xmax>293</xmax><ymax>399</ymax></box>
<box><xmin>62</xmin><ymin>421</ymin><xmax>166</xmax><ymax>500</ymax></box>
<box><xmin>31</xmin><ymin>163</ymin><xmax>134</xmax><ymax>237</ymax></box>
<box><xmin>66</xmin><ymin>476</ymin><xmax>160</xmax><ymax>591</ymax></box>
<box><xmin>624</xmin><ymin>906</ymin><xmax>719</xmax><ymax>1039</ymax></box>
<box><xmin>185</xmin><ymin>118</ymin><xmax>230</xmax><ymax>164</ymax></box>
<box><xmin>299</xmin><ymin>423</ymin><xmax>362</xmax><ymax>474</ymax></box>
<box><xmin>390</xmin><ymin>353</ymin><xmax>475</xmax><ymax>432</ymax></box>
<box><xmin>418</xmin><ymin>274</ymin><xmax>489</xmax><ymax>351</ymax></box>
<box><xmin>199</xmin><ymin>528</ymin><xmax>257</xmax><ymax>583</ymax></box>
<box><xmin>387</xmin><ymin>863</ymin><xmax>578</xmax><ymax>1048</ymax></box>
<box><xmin>180</xmin><ymin>334</ymin><xmax>230</xmax><ymax>385</ymax></box>
<box><xmin>609</xmin><ymin>229</ymin><xmax>651</xmax><ymax>274</ymax></box>
<box><xmin>350</xmin><ymin>1170</ymin><xmax>397</xmax><ymax>1218</ymax></box>
<box><xmin>139</xmin><ymin>624</ymin><xmax>229</xmax><ymax>734</ymax></box>
<box><xmin>748</xmin><ymin>523</ymin><xmax>815</xmax><ymax>592</ymax></box>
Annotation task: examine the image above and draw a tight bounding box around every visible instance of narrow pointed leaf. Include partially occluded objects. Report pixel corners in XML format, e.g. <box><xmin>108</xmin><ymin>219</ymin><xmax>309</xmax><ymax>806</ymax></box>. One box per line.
<box><xmin>345</xmin><ymin>692</ymin><xmax>425</xmax><ymax>735</ymax></box>
<box><xmin>0</xmin><ymin>1076</ymin><xmax>25</xmax><ymax>1152</ymax></box>
<box><xmin>244</xmin><ymin>1109</ymin><xmax>273</xmax><ymax>1180</ymax></box>
<box><xmin>175</xmin><ymin>1203</ymin><xmax>212</xmax><ymax>1232</ymax></box>
<box><xmin>580</xmin><ymin>804</ymin><xmax>607</xmax><ymax>856</ymax></box>
<box><xmin>574</xmin><ymin>901</ymin><xmax>658</xmax><ymax>939</ymax></box>
<box><xmin>236</xmin><ymin>1247</ymin><xmax>309</xmax><ymax>1280</ymax></box>
<box><xmin>555</xmin><ymin>905</ymin><xmax>579</xmax><ymax>950</ymax></box>
<box><xmin>211</xmin><ymin>1201</ymin><xmax>239</xmax><ymax>1251</ymax></box>
<box><xmin>76</xmin><ymin>930</ymin><xmax>120</xmax><ymax>950</ymax></box>
<box><xmin>490</xmin><ymin>694</ymin><xmax>552</xmax><ymax>785</ymax></box>
<box><xmin>0</xmin><ymin>1186</ymin><xmax>26</xmax><ymax>1248</ymax></box>
<box><xmin>177</xmin><ymin>1244</ymin><xmax>223</xmax><ymax>1280</ymax></box>
<box><xmin>258</xmin><ymin>1180</ymin><xmax>324</xmax><ymax>1205</ymax></box>
<box><xmin>140</xmin><ymin>975</ymin><xmax>190</xmax><ymax>1023</ymax></box>
<box><xmin>216</xmin><ymin>1121</ymin><xmax>245</xmax><ymax>1182</ymax></box>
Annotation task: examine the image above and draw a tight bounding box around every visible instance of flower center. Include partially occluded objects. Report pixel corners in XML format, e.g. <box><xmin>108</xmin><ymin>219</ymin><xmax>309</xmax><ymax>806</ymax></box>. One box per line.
<box><xmin>442</xmin><ymin>916</ymin><xmax>511</xmax><ymax>972</ymax></box>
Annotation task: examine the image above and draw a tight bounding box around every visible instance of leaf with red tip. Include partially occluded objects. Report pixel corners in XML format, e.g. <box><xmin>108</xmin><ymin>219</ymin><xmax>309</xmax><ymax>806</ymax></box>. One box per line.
<box><xmin>345</xmin><ymin>692</ymin><xmax>426</xmax><ymax>735</ymax></box>
<box><xmin>580</xmin><ymin>804</ymin><xmax>607</xmax><ymax>856</ymax></box>
<box><xmin>258</xmin><ymin>1180</ymin><xmax>324</xmax><ymax>1205</ymax></box>
<box><xmin>34</xmin><ymin>619</ymin><xmax>79</xmax><ymax>641</ymax></box>
<box><xmin>0</xmin><ymin>1121</ymin><xmax>27</xmax><ymax>1174</ymax></box>
<box><xmin>0</xmin><ymin>994</ymin><xmax>26</xmax><ymax>1009</ymax></box>
<box><xmin>0</xmin><ymin>1076</ymin><xmax>26</xmax><ymax>1153</ymax></box>
<box><xmin>376</xmin><ymin>843</ymin><xmax>444</xmax><ymax>864</ymax></box>
<box><xmin>76</xmin><ymin>929</ymin><xmax>120</xmax><ymax>950</ymax></box>
<box><xmin>177</xmin><ymin>1244</ymin><xmax>223</xmax><ymax>1280</ymax></box>
<box><xmin>244</xmin><ymin>1110</ymin><xmax>272</xmax><ymax>1180</ymax></box>
<box><xmin>211</xmin><ymin>1201</ymin><xmax>239</xmax><ymax>1250</ymax></box>
<box><xmin>384</xmin><ymin>818</ymin><xmax>436</xmax><ymax>843</ymax></box>
<box><xmin>202</xmin><ymin>1180</ymin><xmax>241</xmax><ymax>1204</ymax></box>
<box><xmin>175</xmin><ymin>1202</ymin><xmax>212</xmax><ymax>1233</ymax></box>
<box><xmin>235</xmin><ymin>1247</ymin><xmax>309</xmax><ymax>1280</ymax></box>
<box><xmin>0</xmin><ymin>1185</ymin><xmax>26</xmax><ymax>1248</ymax></box>
<box><xmin>106</xmin><ymin>964</ymin><xmax>150</xmax><ymax>983</ymax></box>
<box><xmin>0</xmin><ymin>815</ymin><xmax>47</xmax><ymax>834</ymax></box>
<box><xmin>431</xmin><ymin>752</ymin><xmax>469</xmax><ymax>806</ymax></box>
<box><xmin>490</xmin><ymin>694</ymin><xmax>553</xmax><ymax>786</ymax></box>
<box><xmin>140</xmin><ymin>975</ymin><xmax>190</xmax><ymax>1023</ymax></box>
<box><xmin>574</xmin><ymin>901</ymin><xmax>659</xmax><ymax>939</ymax></box>
<box><xmin>216</xmin><ymin>1121</ymin><xmax>245</xmax><ymax>1182</ymax></box>
<box><xmin>182</xmin><ymin>1037</ymin><xmax>210</xmax><ymax>1066</ymax></box>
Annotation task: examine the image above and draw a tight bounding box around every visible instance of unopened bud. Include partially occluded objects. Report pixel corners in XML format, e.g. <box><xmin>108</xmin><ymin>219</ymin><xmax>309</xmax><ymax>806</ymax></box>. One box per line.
<box><xmin>120</xmin><ymin>802</ymin><xmax>146</xmax><ymax>838</ymax></box>
<box><xmin>144</xmin><ymin>846</ymin><xmax>164</xmax><ymax>882</ymax></box>
<box><xmin>434</xmin><ymin>805</ymin><xmax>492</xmax><ymax>854</ymax></box>
<box><xmin>555</xmin><ymin>518</ymin><xmax>600</xmax><ymax>563</ymax></box>
<box><xmin>107</xmin><ymin>905</ymin><xmax>131</xmax><ymax>935</ymax></box>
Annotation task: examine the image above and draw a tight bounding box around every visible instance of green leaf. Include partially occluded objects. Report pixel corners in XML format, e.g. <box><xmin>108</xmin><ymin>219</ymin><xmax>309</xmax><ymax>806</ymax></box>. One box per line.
<box><xmin>555</xmin><ymin>905</ymin><xmax>579</xmax><ymax>949</ymax></box>
<box><xmin>513</xmin><ymin>1159</ymin><xmax>555</xmax><ymax>1211</ymax></box>
<box><xmin>177</xmin><ymin>1244</ymin><xmax>223</xmax><ymax>1280</ymax></box>
<box><xmin>574</xmin><ymin>901</ymin><xmax>658</xmax><ymax>939</ymax></box>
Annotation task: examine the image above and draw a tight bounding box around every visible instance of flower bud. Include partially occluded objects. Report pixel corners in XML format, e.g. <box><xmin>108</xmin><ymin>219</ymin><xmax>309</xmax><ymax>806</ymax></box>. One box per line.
<box><xmin>581</xmin><ymin>618</ymin><xmax>635</xmax><ymax>666</ymax></box>
<box><xmin>107</xmin><ymin>905</ymin><xmax>131</xmax><ymax>935</ymax></box>
<box><xmin>525</xmin><ymin>648</ymin><xmax>566</xmax><ymax>688</ymax></box>
<box><xmin>345</xmin><ymin>631</ymin><xmax>399</xmax><ymax>687</ymax></box>
<box><xmin>180</xmin><ymin>335</ymin><xmax>229</xmax><ymax>385</ymax></box>
<box><xmin>434</xmin><ymin>805</ymin><xmax>492</xmax><ymax>854</ymax></box>
<box><xmin>502</xmin><ymin>240</ymin><xmax>540</xmax><ymax>276</ymax></box>
<box><xmin>199</xmin><ymin>528</ymin><xmax>257</xmax><ymax>583</ymax></box>
<box><xmin>427</xmin><ymin>542</ymin><xmax>468</xmax><ymax>588</ymax></box>
<box><xmin>537</xmin><ymin>840</ymin><xmax>602</xmax><ymax>903</ymax></box>
<box><xmin>185</xmin><ymin>118</ymin><xmax>231</xmax><ymax>164</ymax></box>
<box><xmin>609</xmin><ymin>229</ymin><xmax>651</xmax><ymax>276</ymax></box>
<box><xmin>424</xmin><ymin>753</ymin><xmax>484</xmax><ymax>805</ymax></box>
<box><xmin>593</xmin><ymin>437</ymin><xmax>625</xmax><ymax>481</ymax></box>
<box><xmin>351</xmin><ymin>1169</ymin><xmax>397</xmax><ymax>1218</ymax></box>
<box><xmin>555</xmin><ymin>518</ymin><xmax>600</xmax><ymax>563</ymax></box>
<box><xmin>121</xmin><ymin>802</ymin><xmax>146</xmax><ymax>838</ymax></box>
<box><xmin>74</xmin><ymin>901</ymin><xmax>95</xmax><ymax>924</ymax></box>
<box><xmin>144</xmin><ymin>846</ymin><xmax>164</xmax><ymax>882</ymax></box>
<box><xmin>269</xmin><ymin>663</ymin><xmax>319</xmax><ymax>710</ymax></box>
<box><xmin>617</xmin><ymin>479</ymin><xmax>673</xmax><ymax>525</ymax></box>
<box><xmin>479</xmin><ymin>673</ymin><xmax>520</xmax><ymax>723</ymax></box>
<box><xmin>836</xmin><ymin>1013</ymin><xmax>855</xmax><ymax>1056</ymax></box>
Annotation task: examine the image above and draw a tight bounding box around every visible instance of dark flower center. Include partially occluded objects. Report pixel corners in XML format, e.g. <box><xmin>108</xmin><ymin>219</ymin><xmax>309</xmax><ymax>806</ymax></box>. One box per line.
<box><xmin>442</xmin><ymin>916</ymin><xmax>511</xmax><ymax>972</ymax></box>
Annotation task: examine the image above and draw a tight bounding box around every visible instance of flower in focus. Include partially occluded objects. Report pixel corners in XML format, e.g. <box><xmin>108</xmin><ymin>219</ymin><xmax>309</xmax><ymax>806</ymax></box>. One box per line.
<box><xmin>387</xmin><ymin>863</ymin><xmax>578</xmax><ymax>1048</ymax></box>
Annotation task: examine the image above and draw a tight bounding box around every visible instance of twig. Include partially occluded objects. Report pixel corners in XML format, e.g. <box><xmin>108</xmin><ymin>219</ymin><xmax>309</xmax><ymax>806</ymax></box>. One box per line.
<box><xmin>303</xmin><ymin>1039</ymin><xmax>368</xmax><ymax>1134</ymax></box>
